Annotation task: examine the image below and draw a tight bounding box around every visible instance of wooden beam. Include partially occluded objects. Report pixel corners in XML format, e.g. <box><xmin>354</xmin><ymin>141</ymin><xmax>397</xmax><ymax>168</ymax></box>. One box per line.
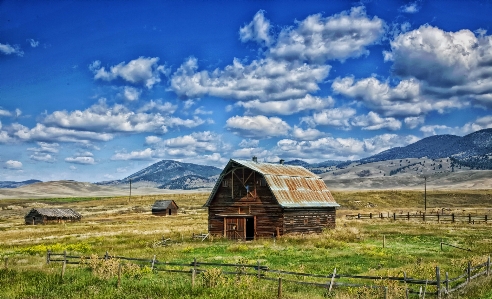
<box><xmin>223</xmin><ymin>217</ymin><xmax>226</xmax><ymax>237</ymax></box>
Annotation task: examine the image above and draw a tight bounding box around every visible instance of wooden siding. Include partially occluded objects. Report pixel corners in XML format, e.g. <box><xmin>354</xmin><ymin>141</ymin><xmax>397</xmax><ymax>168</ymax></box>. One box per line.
<box><xmin>283</xmin><ymin>208</ymin><xmax>336</xmax><ymax>234</ymax></box>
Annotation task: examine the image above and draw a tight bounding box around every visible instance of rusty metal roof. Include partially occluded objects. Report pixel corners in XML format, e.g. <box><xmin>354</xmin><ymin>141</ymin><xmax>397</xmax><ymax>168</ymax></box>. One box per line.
<box><xmin>205</xmin><ymin>159</ymin><xmax>339</xmax><ymax>208</ymax></box>
<box><xmin>26</xmin><ymin>208</ymin><xmax>82</xmax><ymax>218</ymax></box>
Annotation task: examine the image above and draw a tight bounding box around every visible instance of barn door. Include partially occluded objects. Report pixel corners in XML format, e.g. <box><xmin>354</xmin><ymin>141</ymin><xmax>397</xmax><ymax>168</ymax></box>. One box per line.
<box><xmin>225</xmin><ymin>218</ymin><xmax>245</xmax><ymax>240</ymax></box>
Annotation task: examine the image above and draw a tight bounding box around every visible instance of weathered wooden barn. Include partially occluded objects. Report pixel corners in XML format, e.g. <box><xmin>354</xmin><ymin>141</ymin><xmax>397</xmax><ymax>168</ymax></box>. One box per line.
<box><xmin>204</xmin><ymin>158</ymin><xmax>339</xmax><ymax>240</ymax></box>
<box><xmin>25</xmin><ymin>208</ymin><xmax>82</xmax><ymax>225</ymax></box>
<box><xmin>152</xmin><ymin>200</ymin><xmax>179</xmax><ymax>216</ymax></box>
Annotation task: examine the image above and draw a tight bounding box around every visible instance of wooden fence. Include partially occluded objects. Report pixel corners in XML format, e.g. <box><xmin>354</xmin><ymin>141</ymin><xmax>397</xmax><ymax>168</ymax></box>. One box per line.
<box><xmin>46</xmin><ymin>250</ymin><xmax>491</xmax><ymax>298</ymax></box>
<box><xmin>346</xmin><ymin>211</ymin><xmax>490</xmax><ymax>224</ymax></box>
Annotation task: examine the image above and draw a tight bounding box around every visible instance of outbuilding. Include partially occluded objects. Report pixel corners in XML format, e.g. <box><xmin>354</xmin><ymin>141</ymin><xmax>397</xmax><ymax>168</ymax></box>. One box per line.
<box><xmin>152</xmin><ymin>200</ymin><xmax>179</xmax><ymax>216</ymax></box>
<box><xmin>25</xmin><ymin>208</ymin><xmax>82</xmax><ymax>225</ymax></box>
<box><xmin>204</xmin><ymin>157</ymin><xmax>339</xmax><ymax>240</ymax></box>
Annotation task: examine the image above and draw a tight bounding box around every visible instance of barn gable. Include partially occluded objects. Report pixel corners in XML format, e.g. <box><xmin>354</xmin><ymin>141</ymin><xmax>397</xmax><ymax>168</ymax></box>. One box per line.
<box><xmin>205</xmin><ymin>158</ymin><xmax>339</xmax><ymax>239</ymax></box>
<box><xmin>205</xmin><ymin>159</ymin><xmax>339</xmax><ymax>208</ymax></box>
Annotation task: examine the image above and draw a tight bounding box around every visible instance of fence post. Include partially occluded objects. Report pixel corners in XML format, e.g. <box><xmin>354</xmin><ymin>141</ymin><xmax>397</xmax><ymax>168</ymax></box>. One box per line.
<box><xmin>393</xmin><ymin>213</ymin><xmax>396</xmax><ymax>221</ymax></box>
<box><xmin>193</xmin><ymin>257</ymin><xmax>197</xmax><ymax>273</ymax></box>
<box><xmin>191</xmin><ymin>268</ymin><xmax>196</xmax><ymax>288</ymax></box>
<box><xmin>468</xmin><ymin>214</ymin><xmax>471</xmax><ymax>224</ymax></box>
<box><xmin>151</xmin><ymin>255</ymin><xmax>156</xmax><ymax>271</ymax></box>
<box><xmin>61</xmin><ymin>250</ymin><xmax>67</xmax><ymax>280</ymax></box>
<box><xmin>423</xmin><ymin>213</ymin><xmax>425</xmax><ymax>221</ymax></box>
<box><xmin>257</xmin><ymin>260</ymin><xmax>261</xmax><ymax>279</ymax></box>
<box><xmin>467</xmin><ymin>261</ymin><xmax>471</xmax><ymax>282</ymax></box>
<box><xmin>358</xmin><ymin>213</ymin><xmax>360</xmax><ymax>219</ymax></box>
<box><xmin>328</xmin><ymin>268</ymin><xmax>336</xmax><ymax>292</ymax></box>
<box><xmin>485</xmin><ymin>215</ymin><xmax>488</xmax><ymax>224</ymax></box>
<box><xmin>104</xmin><ymin>251</ymin><xmax>109</xmax><ymax>261</ymax></box>
<box><xmin>407</xmin><ymin>212</ymin><xmax>410</xmax><ymax>221</ymax></box>
<box><xmin>370</xmin><ymin>213</ymin><xmax>372</xmax><ymax>219</ymax></box>
<box><xmin>47</xmin><ymin>249</ymin><xmax>51</xmax><ymax>264</ymax></box>
<box><xmin>437</xmin><ymin>214</ymin><xmax>440</xmax><ymax>223</ymax></box>
<box><xmin>452</xmin><ymin>214</ymin><xmax>455</xmax><ymax>223</ymax></box>
<box><xmin>436</xmin><ymin>266</ymin><xmax>441</xmax><ymax>299</ymax></box>
<box><xmin>384</xmin><ymin>286</ymin><xmax>388</xmax><ymax>299</ymax></box>
<box><xmin>117</xmin><ymin>263</ymin><xmax>122</xmax><ymax>288</ymax></box>
<box><xmin>487</xmin><ymin>256</ymin><xmax>490</xmax><ymax>276</ymax></box>
<box><xmin>444</xmin><ymin>272</ymin><xmax>449</xmax><ymax>294</ymax></box>
<box><xmin>277</xmin><ymin>277</ymin><xmax>282</xmax><ymax>299</ymax></box>
<box><xmin>423</xmin><ymin>279</ymin><xmax>428</xmax><ymax>299</ymax></box>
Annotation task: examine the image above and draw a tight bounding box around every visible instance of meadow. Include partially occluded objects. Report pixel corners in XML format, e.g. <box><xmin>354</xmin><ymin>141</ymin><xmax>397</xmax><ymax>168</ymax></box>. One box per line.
<box><xmin>0</xmin><ymin>190</ymin><xmax>492</xmax><ymax>298</ymax></box>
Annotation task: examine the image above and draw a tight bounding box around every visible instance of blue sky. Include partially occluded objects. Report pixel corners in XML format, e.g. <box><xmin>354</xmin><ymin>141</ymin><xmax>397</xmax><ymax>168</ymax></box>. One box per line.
<box><xmin>1</xmin><ymin>0</ymin><xmax>492</xmax><ymax>182</ymax></box>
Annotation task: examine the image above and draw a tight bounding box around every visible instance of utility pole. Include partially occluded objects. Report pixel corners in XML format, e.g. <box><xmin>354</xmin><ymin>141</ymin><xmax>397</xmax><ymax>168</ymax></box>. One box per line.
<box><xmin>128</xmin><ymin>179</ymin><xmax>132</xmax><ymax>203</ymax></box>
<box><xmin>424</xmin><ymin>176</ymin><xmax>427</xmax><ymax>212</ymax></box>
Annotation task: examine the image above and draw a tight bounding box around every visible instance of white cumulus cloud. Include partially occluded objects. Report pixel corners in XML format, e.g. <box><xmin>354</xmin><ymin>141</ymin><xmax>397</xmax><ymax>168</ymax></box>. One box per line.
<box><xmin>0</xmin><ymin>43</ymin><xmax>23</xmax><ymax>56</ymax></box>
<box><xmin>350</xmin><ymin>112</ymin><xmax>402</xmax><ymax>131</ymax></box>
<box><xmin>91</xmin><ymin>57</ymin><xmax>169</xmax><ymax>89</ymax></box>
<box><xmin>226</xmin><ymin>115</ymin><xmax>291</xmax><ymax>139</ymax></box>
<box><xmin>235</xmin><ymin>95</ymin><xmax>334</xmax><ymax>115</ymax></box>
<box><xmin>239</xmin><ymin>10</ymin><xmax>271</xmax><ymax>46</ymax></box>
<box><xmin>269</xmin><ymin>6</ymin><xmax>385</xmax><ymax>63</ymax></box>
<box><xmin>171</xmin><ymin>57</ymin><xmax>329</xmax><ymax>102</ymax></box>
<box><xmin>5</xmin><ymin>160</ymin><xmax>22</xmax><ymax>169</ymax></box>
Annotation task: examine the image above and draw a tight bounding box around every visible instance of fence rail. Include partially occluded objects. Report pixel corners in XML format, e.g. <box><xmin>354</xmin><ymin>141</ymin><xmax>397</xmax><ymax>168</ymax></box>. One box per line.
<box><xmin>46</xmin><ymin>250</ymin><xmax>491</xmax><ymax>298</ymax></box>
<box><xmin>346</xmin><ymin>211</ymin><xmax>490</xmax><ymax>224</ymax></box>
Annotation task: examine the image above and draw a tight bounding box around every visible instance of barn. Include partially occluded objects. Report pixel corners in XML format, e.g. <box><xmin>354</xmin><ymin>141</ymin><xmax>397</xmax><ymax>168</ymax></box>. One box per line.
<box><xmin>152</xmin><ymin>200</ymin><xmax>179</xmax><ymax>216</ymax></box>
<box><xmin>204</xmin><ymin>157</ymin><xmax>339</xmax><ymax>240</ymax></box>
<box><xmin>25</xmin><ymin>208</ymin><xmax>82</xmax><ymax>225</ymax></box>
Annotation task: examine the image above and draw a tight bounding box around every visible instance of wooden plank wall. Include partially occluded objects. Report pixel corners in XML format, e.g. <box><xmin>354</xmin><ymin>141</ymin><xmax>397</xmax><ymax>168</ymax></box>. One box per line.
<box><xmin>283</xmin><ymin>208</ymin><xmax>336</xmax><ymax>234</ymax></box>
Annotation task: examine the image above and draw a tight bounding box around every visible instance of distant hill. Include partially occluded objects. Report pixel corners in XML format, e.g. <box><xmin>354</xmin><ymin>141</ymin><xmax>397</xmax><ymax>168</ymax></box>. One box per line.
<box><xmin>0</xmin><ymin>179</ymin><xmax>42</xmax><ymax>189</ymax></box>
<box><xmin>359</xmin><ymin>128</ymin><xmax>492</xmax><ymax>166</ymax></box>
<box><xmin>97</xmin><ymin>160</ymin><xmax>221</xmax><ymax>189</ymax></box>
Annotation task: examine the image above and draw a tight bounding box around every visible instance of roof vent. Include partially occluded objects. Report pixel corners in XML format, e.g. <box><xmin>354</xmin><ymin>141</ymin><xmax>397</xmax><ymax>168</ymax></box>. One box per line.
<box><xmin>279</xmin><ymin>159</ymin><xmax>285</xmax><ymax>165</ymax></box>
<box><xmin>252</xmin><ymin>156</ymin><xmax>257</xmax><ymax>162</ymax></box>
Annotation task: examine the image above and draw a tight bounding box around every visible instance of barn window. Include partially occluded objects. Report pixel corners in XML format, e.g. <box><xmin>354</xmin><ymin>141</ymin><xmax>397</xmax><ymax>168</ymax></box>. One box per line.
<box><xmin>304</xmin><ymin>218</ymin><xmax>308</xmax><ymax>225</ymax></box>
<box><xmin>259</xmin><ymin>178</ymin><xmax>267</xmax><ymax>186</ymax></box>
<box><xmin>222</xmin><ymin>180</ymin><xmax>229</xmax><ymax>187</ymax></box>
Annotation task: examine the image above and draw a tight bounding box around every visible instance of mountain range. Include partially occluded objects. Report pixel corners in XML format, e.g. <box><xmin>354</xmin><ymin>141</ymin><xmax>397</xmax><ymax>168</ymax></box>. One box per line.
<box><xmin>1</xmin><ymin>129</ymin><xmax>491</xmax><ymax>190</ymax></box>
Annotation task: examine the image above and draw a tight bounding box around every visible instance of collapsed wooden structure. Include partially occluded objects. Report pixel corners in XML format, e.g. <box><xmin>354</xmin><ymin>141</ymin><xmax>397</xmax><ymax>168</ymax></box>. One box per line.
<box><xmin>25</xmin><ymin>208</ymin><xmax>82</xmax><ymax>225</ymax></box>
<box><xmin>151</xmin><ymin>200</ymin><xmax>179</xmax><ymax>216</ymax></box>
<box><xmin>204</xmin><ymin>157</ymin><xmax>339</xmax><ymax>240</ymax></box>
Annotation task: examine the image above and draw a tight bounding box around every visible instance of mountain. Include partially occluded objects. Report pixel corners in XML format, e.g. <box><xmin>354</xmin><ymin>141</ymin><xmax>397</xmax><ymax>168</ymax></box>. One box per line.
<box><xmin>97</xmin><ymin>160</ymin><xmax>221</xmax><ymax>189</ymax></box>
<box><xmin>359</xmin><ymin>128</ymin><xmax>492</xmax><ymax>165</ymax></box>
<box><xmin>91</xmin><ymin>129</ymin><xmax>492</xmax><ymax>190</ymax></box>
<box><xmin>0</xmin><ymin>179</ymin><xmax>42</xmax><ymax>189</ymax></box>
<box><xmin>158</xmin><ymin>175</ymin><xmax>218</xmax><ymax>190</ymax></box>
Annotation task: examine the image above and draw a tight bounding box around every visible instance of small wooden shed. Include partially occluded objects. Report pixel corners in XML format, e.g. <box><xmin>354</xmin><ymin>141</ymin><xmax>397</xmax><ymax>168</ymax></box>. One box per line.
<box><xmin>152</xmin><ymin>200</ymin><xmax>179</xmax><ymax>216</ymax></box>
<box><xmin>205</xmin><ymin>158</ymin><xmax>339</xmax><ymax>240</ymax></box>
<box><xmin>25</xmin><ymin>208</ymin><xmax>82</xmax><ymax>225</ymax></box>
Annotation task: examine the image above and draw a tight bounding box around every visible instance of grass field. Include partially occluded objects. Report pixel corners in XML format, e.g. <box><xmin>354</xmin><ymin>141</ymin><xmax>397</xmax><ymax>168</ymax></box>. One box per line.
<box><xmin>1</xmin><ymin>190</ymin><xmax>492</xmax><ymax>298</ymax></box>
